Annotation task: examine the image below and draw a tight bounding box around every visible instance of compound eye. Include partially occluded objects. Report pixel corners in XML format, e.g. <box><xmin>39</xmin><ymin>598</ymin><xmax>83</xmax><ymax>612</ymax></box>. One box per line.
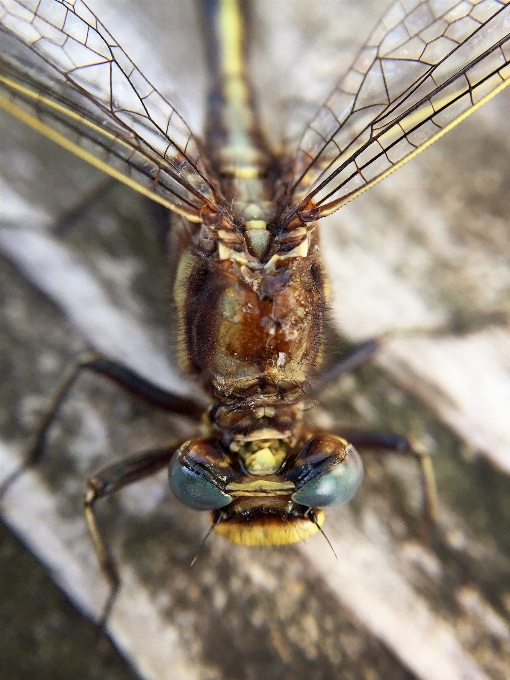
<box><xmin>169</xmin><ymin>438</ymin><xmax>236</xmax><ymax>510</ymax></box>
<box><xmin>286</xmin><ymin>435</ymin><xmax>363</xmax><ymax>507</ymax></box>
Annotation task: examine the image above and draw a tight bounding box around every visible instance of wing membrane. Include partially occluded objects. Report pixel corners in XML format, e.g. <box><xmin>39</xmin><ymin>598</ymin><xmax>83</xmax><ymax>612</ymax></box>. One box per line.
<box><xmin>289</xmin><ymin>0</ymin><xmax>510</xmax><ymax>219</ymax></box>
<box><xmin>0</xmin><ymin>0</ymin><xmax>220</xmax><ymax>221</ymax></box>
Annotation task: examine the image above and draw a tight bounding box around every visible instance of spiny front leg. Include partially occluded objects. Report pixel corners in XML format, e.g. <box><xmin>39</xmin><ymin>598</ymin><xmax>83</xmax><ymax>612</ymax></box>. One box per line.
<box><xmin>0</xmin><ymin>350</ymin><xmax>204</xmax><ymax>499</ymax></box>
<box><xmin>83</xmin><ymin>444</ymin><xmax>183</xmax><ymax>626</ymax></box>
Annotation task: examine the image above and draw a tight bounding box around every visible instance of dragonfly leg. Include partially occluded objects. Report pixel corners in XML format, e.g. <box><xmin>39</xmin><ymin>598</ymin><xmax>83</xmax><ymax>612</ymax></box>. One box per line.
<box><xmin>342</xmin><ymin>431</ymin><xmax>438</xmax><ymax>539</ymax></box>
<box><xmin>0</xmin><ymin>350</ymin><xmax>204</xmax><ymax>498</ymax></box>
<box><xmin>53</xmin><ymin>178</ymin><xmax>173</xmax><ymax>248</ymax></box>
<box><xmin>84</xmin><ymin>444</ymin><xmax>181</xmax><ymax>626</ymax></box>
<box><xmin>147</xmin><ymin>200</ymin><xmax>173</xmax><ymax>249</ymax></box>
<box><xmin>311</xmin><ymin>324</ymin><xmax>450</xmax><ymax>396</ymax></box>
<box><xmin>311</xmin><ymin>338</ymin><xmax>381</xmax><ymax>395</ymax></box>
<box><xmin>52</xmin><ymin>177</ymin><xmax>117</xmax><ymax>237</ymax></box>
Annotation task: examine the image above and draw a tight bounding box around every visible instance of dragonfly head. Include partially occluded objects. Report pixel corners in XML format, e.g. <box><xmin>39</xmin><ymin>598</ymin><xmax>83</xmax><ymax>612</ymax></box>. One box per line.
<box><xmin>169</xmin><ymin>433</ymin><xmax>363</xmax><ymax>546</ymax></box>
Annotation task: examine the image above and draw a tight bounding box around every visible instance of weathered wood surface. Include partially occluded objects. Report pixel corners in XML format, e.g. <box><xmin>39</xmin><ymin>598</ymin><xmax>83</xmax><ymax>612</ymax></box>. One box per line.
<box><xmin>1</xmin><ymin>1</ymin><xmax>509</xmax><ymax>679</ymax></box>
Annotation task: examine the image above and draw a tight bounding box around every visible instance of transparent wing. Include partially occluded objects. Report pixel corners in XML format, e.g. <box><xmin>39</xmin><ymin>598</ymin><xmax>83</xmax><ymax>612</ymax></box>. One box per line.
<box><xmin>0</xmin><ymin>0</ymin><xmax>220</xmax><ymax>221</ymax></box>
<box><xmin>288</xmin><ymin>0</ymin><xmax>510</xmax><ymax>221</ymax></box>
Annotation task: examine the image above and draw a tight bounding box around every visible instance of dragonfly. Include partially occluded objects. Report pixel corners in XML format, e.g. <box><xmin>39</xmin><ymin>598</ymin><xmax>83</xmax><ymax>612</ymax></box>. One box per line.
<box><xmin>1</xmin><ymin>0</ymin><xmax>510</xmax><ymax>620</ymax></box>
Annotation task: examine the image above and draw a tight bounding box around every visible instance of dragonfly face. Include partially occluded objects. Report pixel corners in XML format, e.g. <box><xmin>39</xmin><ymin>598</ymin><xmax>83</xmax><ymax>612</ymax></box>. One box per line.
<box><xmin>1</xmin><ymin>0</ymin><xmax>509</xmax><ymax>553</ymax></box>
<box><xmin>169</xmin><ymin>432</ymin><xmax>363</xmax><ymax>545</ymax></box>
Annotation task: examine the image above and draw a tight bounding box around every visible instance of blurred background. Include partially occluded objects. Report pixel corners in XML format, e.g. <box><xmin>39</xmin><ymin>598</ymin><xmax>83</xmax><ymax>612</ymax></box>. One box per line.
<box><xmin>1</xmin><ymin>1</ymin><xmax>510</xmax><ymax>678</ymax></box>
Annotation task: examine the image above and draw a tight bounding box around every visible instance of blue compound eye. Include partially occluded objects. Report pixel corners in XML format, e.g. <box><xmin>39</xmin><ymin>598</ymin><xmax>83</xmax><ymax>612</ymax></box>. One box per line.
<box><xmin>286</xmin><ymin>435</ymin><xmax>363</xmax><ymax>508</ymax></box>
<box><xmin>169</xmin><ymin>439</ymin><xmax>235</xmax><ymax>511</ymax></box>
